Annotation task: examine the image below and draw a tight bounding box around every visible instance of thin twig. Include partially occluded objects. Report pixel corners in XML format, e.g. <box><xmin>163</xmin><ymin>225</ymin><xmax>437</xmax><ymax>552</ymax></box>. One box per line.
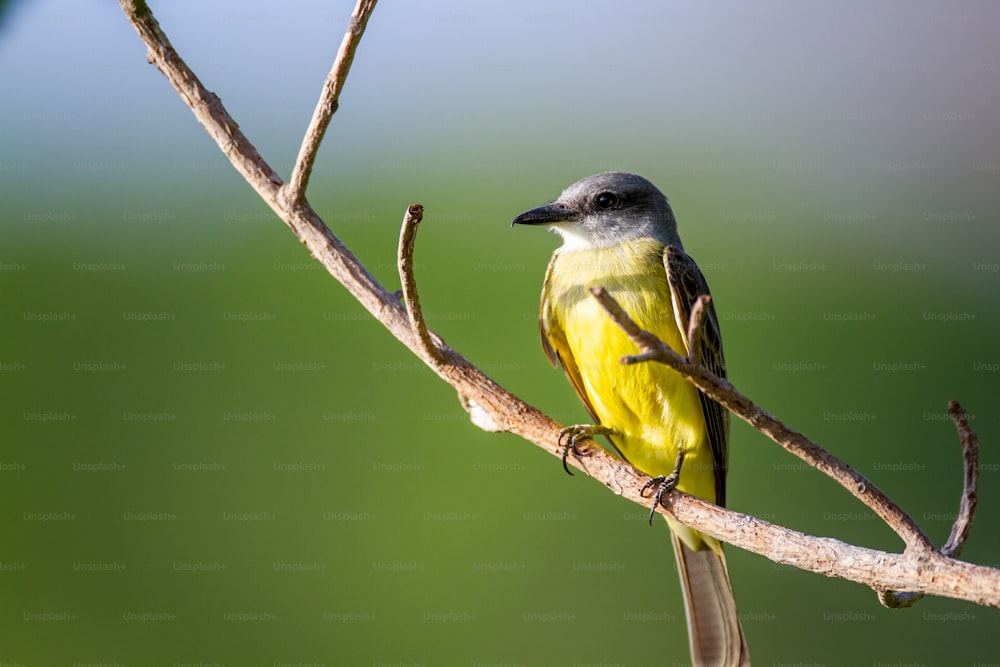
<box><xmin>878</xmin><ymin>400</ymin><xmax>980</xmax><ymax>608</ymax></box>
<box><xmin>397</xmin><ymin>204</ymin><xmax>443</xmax><ymax>366</ymax></box>
<box><xmin>685</xmin><ymin>294</ymin><xmax>711</xmax><ymax>363</ymax></box>
<box><xmin>589</xmin><ymin>286</ymin><xmax>934</xmax><ymax>554</ymax></box>
<box><xmin>588</xmin><ymin>287</ymin><xmax>660</xmax><ymax>356</ymax></box>
<box><xmin>943</xmin><ymin>400</ymin><xmax>980</xmax><ymax>557</ymax></box>
<box><xmin>284</xmin><ymin>0</ymin><xmax>379</xmax><ymax>206</ymax></box>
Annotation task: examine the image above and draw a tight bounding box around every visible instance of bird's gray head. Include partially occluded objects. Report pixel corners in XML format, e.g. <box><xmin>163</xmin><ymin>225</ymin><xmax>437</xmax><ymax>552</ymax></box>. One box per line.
<box><xmin>512</xmin><ymin>172</ymin><xmax>680</xmax><ymax>250</ymax></box>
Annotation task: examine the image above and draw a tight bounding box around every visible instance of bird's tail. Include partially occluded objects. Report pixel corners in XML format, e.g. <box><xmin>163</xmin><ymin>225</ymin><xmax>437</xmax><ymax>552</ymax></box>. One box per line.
<box><xmin>671</xmin><ymin>530</ymin><xmax>750</xmax><ymax>667</ymax></box>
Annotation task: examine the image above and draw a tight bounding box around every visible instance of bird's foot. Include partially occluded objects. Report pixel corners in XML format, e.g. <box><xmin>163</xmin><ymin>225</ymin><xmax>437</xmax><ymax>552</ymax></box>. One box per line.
<box><xmin>639</xmin><ymin>450</ymin><xmax>685</xmax><ymax>525</ymax></box>
<box><xmin>557</xmin><ymin>424</ymin><xmax>615</xmax><ymax>476</ymax></box>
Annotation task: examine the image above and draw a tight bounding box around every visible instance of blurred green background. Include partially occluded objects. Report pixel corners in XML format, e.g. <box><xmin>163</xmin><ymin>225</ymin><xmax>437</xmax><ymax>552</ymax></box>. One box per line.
<box><xmin>2</xmin><ymin>0</ymin><xmax>999</xmax><ymax>664</ymax></box>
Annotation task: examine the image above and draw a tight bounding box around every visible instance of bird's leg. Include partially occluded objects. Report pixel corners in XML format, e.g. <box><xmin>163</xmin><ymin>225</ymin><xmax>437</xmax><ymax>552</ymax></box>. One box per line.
<box><xmin>557</xmin><ymin>424</ymin><xmax>616</xmax><ymax>476</ymax></box>
<box><xmin>640</xmin><ymin>448</ymin><xmax>685</xmax><ymax>525</ymax></box>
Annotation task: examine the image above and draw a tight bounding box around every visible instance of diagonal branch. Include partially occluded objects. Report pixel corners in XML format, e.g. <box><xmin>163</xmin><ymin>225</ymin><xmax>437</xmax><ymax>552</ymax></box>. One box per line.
<box><xmin>118</xmin><ymin>0</ymin><xmax>552</xmax><ymax>454</ymax></box>
<box><xmin>120</xmin><ymin>0</ymin><xmax>398</xmax><ymax>340</ymax></box>
<box><xmin>119</xmin><ymin>0</ymin><xmax>283</xmax><ymax>197</ymax></box>
<box><xmin>284</xmin><ymin>0</ymin><xmax>378</xmax><ymax>206</ymax></box>
<box><xmin>589</xmin><ymin>285</ymin><xmax>995</xmax><ymax>609</ymax></box>
<box><xmin>589</xmin><ymin>286</ymin><xmax>933</xmax><ymax>555</ymax></box>
<box><xmin>119</xmin><ymin>0</ymin><xmax>1000</xmax><ymax>610</ymax></box>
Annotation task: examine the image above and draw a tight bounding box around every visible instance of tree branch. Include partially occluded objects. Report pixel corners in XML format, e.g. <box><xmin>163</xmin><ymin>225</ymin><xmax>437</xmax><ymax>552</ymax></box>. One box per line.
<box><xmin>397</xmin><ymin>203</ymin><xmax>444</xmax><ymax>367</ymax></box>
<box><xmin>588</xmin><ymin>286</ymin><xmax>991</xmax><ymax>608</ymax></box>
<box><xmin>119</xmin><ymin>0</ymin><xmax>283</xmax><ymax>196</ymax></box>
<box><xmin>943</xmin><ymin>399</ymin><xmax>980</xmax><ymax>558</ymax></box>
<box><xmin>588</xmin><ymin>286</ymin><xmax>933</xmax><ymax>554</ymax></box>
<box><xmin>878</xmin><ymin>401</ymin><xmax>981</xmax><ymax>608</ymax></box>
<box><xmin>119</xmin><ymin>0</ymin><xmax>1000</xmax><ymax>610</ymax></box>
<box><xmin>284</xmin><ymin>0</ymin><xmax>378</xmax><ymax>206</ymax></box>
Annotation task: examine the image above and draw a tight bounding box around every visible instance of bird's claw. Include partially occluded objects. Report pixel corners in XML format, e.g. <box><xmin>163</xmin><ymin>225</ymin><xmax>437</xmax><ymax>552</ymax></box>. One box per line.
<box><xmin>640</xmin><ymin>449</ymin><xmax>685</xmax><ymax>524</ymax></box>
<box><xmin>557</xmin><ymin>424</ymin><xmax>614</xmax><ymax>476</ymax></box>
<box><xmin>640</xmin><ymin>473</ymin><xmax>680</xmax><ymax>524</ymax></box>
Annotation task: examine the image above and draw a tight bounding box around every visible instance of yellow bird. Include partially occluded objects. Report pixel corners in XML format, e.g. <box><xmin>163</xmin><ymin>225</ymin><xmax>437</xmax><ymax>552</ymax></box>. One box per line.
<box><xmin>514</xmin><ymin>172</ymin><xmax>749</xmax><ymax>667</ymax></box>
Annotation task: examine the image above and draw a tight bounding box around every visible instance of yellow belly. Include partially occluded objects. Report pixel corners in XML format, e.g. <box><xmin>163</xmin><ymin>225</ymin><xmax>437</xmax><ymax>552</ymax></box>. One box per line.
<box><xmin>543</xmin><ymin>239</ymin><xmax>718</xmax><ymax>507</ymax></box>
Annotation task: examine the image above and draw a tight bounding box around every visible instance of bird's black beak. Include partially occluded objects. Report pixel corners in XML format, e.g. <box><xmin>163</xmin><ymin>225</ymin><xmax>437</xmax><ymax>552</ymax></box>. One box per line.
<box><xmin>511</xmin><ymin>202</ymin><xmax>580</xmax><ymax>228</ymax></box>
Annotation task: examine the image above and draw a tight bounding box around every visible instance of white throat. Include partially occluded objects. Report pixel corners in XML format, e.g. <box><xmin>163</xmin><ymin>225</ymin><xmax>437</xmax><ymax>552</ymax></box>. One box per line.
<box><xmin>550</xmin><ymin>222</ymin><xmax>606</xmax><ymax>252</ymax></box>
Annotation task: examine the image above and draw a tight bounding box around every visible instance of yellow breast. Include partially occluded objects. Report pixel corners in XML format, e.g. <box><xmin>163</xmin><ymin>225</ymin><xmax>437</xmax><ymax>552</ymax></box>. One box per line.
<box><xmin>542</xmin><ymin>238</ymin><xmax>717</xmax><ymax>504</ymax></box>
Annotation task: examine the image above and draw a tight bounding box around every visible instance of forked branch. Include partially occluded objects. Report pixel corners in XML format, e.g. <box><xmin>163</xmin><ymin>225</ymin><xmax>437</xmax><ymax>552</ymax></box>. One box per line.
<box><xmin>119</xmin><ymin>0</ymin><xmax>999</xmax><ymax>609</ymax></box>
<box><xmin>589</xmin><ymin>286</ymin><xmax>935</xmax><ymax>552</ymax></box>
<box><xmin>588</xmin><ymin>286</ymin><xmax>982</xmax><ymax>606</ymax></box>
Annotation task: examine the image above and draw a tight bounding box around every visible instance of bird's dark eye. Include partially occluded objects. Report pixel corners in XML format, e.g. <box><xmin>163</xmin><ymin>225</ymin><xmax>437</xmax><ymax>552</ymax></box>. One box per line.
<box><xmin>595</xmin><ymin>192</ymin><xmax>618</xmax><ymax>209</ymax></box>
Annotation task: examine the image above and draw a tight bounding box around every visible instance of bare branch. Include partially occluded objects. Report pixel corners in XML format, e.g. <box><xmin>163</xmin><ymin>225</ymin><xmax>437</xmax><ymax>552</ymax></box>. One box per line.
<box><xmin>943</xmin><ymin>400</ymin><xmax>980</xmax><ymax>558</ymax></box>
<box><xmin>397</xmin><ymin>204</ymin><xmax>444</xmax><ymax>367</ymax></box>
<box><xmin>119</xmin><ymin>0</ymin><xmax>403</xmax><ymax>338</ymax></box>
<box><xmin>284</xmin><ymin>0</ymin><xmax>379</xmax><ymax>206</ymax></box>
<box><xmin>119</xmin><ymin>0</ymin><xmax>1000</xmax><ymax>611</ymax></box>
<box><xmin>588</xmin><ymin>286</ymin><xmax>684</xmax><ymax>367</ymax></box>
<box><xmin>565</xmin><ymin>432</ymin><xmax>1000</xmax><ymax>605</ymax></box>
<box><xmin>120</xmin><ymin>1</ymin><xmax>550</xmax><ymax>449</ymax></box>
<box><xmin>589</xmin><ymin>286</ymin><xmax>934</xmax><ymax>554</ymax></box>
<box><xmin>878</xmin><ymin>400</ymin><xmax>981</xmax><ymax>608</ymax></box>
<box><xmin>119</xmin><ymin>0</ymin><xmax>283</xmax><ymax>198</ymax></box>
<box><xmin>661</xmin><ymin>492</ymin><xmax>1000</xmax><ymax>606</ymax></box>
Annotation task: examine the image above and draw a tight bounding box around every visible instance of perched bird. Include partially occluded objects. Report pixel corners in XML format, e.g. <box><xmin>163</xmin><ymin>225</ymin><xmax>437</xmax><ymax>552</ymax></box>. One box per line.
<box><xmin>514</xmin><ymin>172</ymin><xmax>749</xmax><ymax>667</ymax></box>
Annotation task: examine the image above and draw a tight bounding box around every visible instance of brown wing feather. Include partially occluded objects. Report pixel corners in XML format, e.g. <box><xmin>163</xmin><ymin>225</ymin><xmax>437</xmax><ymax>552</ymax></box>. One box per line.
<box><xmin>664</xmin><ymin>246</ymin><xmax>730</xmax><ymax>507</ymax></box>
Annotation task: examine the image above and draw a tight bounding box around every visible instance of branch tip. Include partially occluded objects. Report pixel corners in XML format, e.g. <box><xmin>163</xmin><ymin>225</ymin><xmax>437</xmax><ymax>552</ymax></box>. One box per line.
<box><xmin>398</xmin><ymin>204</ymin><xmax>442</xmax><ymax>367</ymax></box>
<box><xmin>941</xmin><ymin>399</ymin><xmax>979</xmax><ymax>559</ymax></box>
<box><xmin>685</xmin><ymin>294</ymin><xmax>711</xmax><ymax>364</ymax></box>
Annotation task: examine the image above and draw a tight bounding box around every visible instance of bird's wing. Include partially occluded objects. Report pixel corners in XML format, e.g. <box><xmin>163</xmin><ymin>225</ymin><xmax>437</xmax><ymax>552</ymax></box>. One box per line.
<box><xmin>664</xmin><ymin>245</ymin><xmax>730</xmax><ymax>507</ymax></box>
